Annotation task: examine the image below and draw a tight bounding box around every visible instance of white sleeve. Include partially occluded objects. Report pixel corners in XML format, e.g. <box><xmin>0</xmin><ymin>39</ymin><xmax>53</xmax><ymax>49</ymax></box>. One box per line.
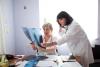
<box><xmin>57</xmin><ymin>24</ymin><xmax>80</xmax><ymax>45</ymax></box>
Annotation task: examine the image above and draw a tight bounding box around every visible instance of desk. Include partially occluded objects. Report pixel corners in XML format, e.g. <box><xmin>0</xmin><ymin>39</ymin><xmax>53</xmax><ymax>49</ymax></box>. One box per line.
<box><xmin>17</xmin><ymin>55</ymin><xmax>82</xmax><ymax>67</ymax></box>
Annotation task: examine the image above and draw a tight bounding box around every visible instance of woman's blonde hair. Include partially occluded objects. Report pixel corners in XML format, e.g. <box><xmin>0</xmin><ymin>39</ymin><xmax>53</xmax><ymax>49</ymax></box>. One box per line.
<box><xmin>42</xmin><ymin>23</ymin><xmax>53</xmax><ymax>31</ymax></box>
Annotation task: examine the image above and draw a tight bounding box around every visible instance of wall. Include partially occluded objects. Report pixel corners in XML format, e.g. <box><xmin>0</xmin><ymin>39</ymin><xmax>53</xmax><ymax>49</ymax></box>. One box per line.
<box><xmin>98</xmin><ymin>0</ymin><xmax>100</xmax><ymax>39</ymax></box>
<box><xmin>95</xmin><ymin>0</ymin><xmax>100</xmax><ymax>45</ymax></box>
<box><xmin>14</xmin><ymin>0</ymin><xmax>39</xmax><ymax>55</ymax></box>
<box><xmin>0</xmin><ymin>0</ymin><xmax>15</xmax><ymax>54</ymax></box>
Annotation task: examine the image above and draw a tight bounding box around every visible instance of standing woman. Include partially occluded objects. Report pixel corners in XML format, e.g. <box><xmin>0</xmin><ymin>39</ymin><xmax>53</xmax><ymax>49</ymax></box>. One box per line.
<box><xmin>52</xmin><ymin>11</ymin><xmax>94</xmax><ymax>67</ymax></box>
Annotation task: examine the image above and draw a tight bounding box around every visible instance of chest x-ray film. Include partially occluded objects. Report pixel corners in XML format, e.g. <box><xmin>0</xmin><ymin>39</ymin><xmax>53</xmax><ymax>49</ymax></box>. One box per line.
<box><xmin>23</xmin><ymin>27</ymin><xmax>43</xmax><ymax>47</ymax></box>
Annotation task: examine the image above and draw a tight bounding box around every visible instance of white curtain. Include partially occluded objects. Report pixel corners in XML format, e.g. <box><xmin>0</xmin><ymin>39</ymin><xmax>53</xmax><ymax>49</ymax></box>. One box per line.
<box><xmin>0</xmin><ymin>2</ymin><xmax>6</xmax><ymax>54</ymax></box>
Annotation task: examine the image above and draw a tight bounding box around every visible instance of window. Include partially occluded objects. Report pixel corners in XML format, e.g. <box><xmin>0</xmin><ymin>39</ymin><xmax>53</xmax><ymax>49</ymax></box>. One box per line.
<box><xmin>39</xmin><ymin>0</ymin><xmax>98</xmax><ymax>44</ymax></box>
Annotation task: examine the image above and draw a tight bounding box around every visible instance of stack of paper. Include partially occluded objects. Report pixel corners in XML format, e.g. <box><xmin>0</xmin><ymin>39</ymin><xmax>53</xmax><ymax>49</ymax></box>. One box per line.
<box><xmin>37</xmin><ymin>61</ymin><xmax>57</xmax><ymax>67</ymax></box>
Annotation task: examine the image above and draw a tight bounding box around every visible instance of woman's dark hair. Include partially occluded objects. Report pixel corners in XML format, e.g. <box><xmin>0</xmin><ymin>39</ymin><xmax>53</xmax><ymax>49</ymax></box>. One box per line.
<box><xmin>57</xmin><ymin>11</ymin><xmax>73</xmax><ymax>26</ymax></box>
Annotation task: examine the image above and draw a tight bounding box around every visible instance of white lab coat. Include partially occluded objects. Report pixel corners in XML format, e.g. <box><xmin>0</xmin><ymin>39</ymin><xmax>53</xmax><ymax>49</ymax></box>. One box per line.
<box><xmin>57</xmin><ymin>20</ymin><xmax>94</xmax><ymax>67</ymax></box>
<box><xmin>57</xmin><ymin>27</ymin><xmax>72</xmax><ymax>55</ymax></box>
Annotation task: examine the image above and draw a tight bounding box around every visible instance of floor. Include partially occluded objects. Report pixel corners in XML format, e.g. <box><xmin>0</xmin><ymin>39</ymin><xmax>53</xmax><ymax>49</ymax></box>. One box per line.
<box><xmin>89</xmin><ymin>62</ymin><xmax>100</xmax><ymax>67</ymax></box>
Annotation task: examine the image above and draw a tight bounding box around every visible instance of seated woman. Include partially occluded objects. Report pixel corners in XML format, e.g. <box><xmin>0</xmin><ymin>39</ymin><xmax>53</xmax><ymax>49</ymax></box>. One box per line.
<box><xmin>31</xmin><ymin>23</ymin><xmax>57</xmax><ymax>55</ymax></box>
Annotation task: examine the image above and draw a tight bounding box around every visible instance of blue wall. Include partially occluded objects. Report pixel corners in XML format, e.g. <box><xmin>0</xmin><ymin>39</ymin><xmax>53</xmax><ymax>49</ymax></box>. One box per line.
<box><xmin>14</xmin><ymin>0</ymin><xmax>39</xmax><ymax>55</ymax></box>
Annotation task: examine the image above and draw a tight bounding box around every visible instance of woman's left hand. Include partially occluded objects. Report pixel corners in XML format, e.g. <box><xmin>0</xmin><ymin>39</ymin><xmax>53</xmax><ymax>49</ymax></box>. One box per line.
<box><xmin>75</xmin><ymin>56</ymin><xmax>81</xmax><ymax>64</ymax></box>
<box><xmin>30</xmin><ymin>42</ymin><xmax>37</xmax><ymax>50</ymax></box>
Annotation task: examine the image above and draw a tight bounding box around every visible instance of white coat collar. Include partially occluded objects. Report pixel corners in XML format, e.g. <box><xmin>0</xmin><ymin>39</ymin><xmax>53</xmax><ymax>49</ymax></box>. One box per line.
<box><xmin>64</xmin><ymin>20</ymin><xmax>75</xmax><ymax>30</ymax></box>
<box><xmin>60</xmin><ymin>20</ymin><xmax>76</xmax><ymax>33</ymax></box>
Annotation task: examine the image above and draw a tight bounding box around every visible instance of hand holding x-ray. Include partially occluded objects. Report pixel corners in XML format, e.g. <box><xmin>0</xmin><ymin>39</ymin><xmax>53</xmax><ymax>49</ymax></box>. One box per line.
<box><xmin>23</xmin><ymin>27</ymin><xmax>45</xmax><ymax>49</ymax></box>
